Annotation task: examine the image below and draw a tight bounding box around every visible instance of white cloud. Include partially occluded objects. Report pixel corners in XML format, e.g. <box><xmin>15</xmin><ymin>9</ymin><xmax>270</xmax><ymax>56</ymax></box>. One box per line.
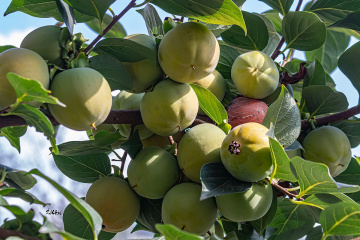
<box><xmin>0</xmin><ymin>28</ymin><xmax>34</xmax><ymax>47</ymax></box>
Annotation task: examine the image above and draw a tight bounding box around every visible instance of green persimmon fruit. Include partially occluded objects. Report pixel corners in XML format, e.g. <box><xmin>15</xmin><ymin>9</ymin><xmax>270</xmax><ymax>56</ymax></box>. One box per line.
<box><xmin>216</xmin><ymin>182</ymin><xmax>273</xmax><ymax>222</ymax></box>
<box><xmin>158</xmin><ymin>22</ymin><xmax>220</xmax><ymax>83</ymax></box>
<box><xmin>85</xmin><ymin>176</ymin><xmax>140</xmax><ymax>233</ymax></box>
<box><xmin>231</xmin><ymin>51</ymin><xmax>279</xmax><ymax>99</ymax></box>
<box><xmin>48</xmin><ymin>68</ymin><xmax>112</xmax><ymax>131</ymax></box>
<box><xmin>141</xmin><ymin>131</ymin><xmax>185</xmax><ymax>148</ymax></box>
<box><xmin>112</xmin><ymin>91</ymin><xmax>153</xmax><ymax>139</ymax></box>
<box><xmin>122</xmin><ymin>34</ymin><xmax>163</xmax><ymax>93</ymax></box>
<box><xmin>194</xmin><ymin>70</ymin><xmax>226</xmax><ymax>115</ymax></box>
<box><xmin>302</xmin><ymin>126</ymin><xmax>352</xmax><ymax>177</ymax></box>
<box><xmin>221</xmin><ymin>122</ymin><xmax>273</xmax><ymax>182</ymax></box>
<box><xmin>177</xmin><ymin>123</ymin><xmax>226</xmax><ymax>183</ymax></box>
<box><xmin>20</xmin><ymin>25</ymin><xmax>64</xmax><ymax>67</ymax></box>
<box><xmin>140</xmin><ymin>79</ymin><xmax>199</xmax><ymax>136</ymax></box>
<box><xmin>127</xmin><ymin>146</ymin><xmax>180</xmax><ymax>199</ymax></box>
<box><xmin>0</xmin><ymin>48</ymin><xmax>50</xmax><ymax>109</ymax></box>
<box><xmin>162</xmin><ymin>183</ymin><xmax>217</xmax><ymax>235</ymax></box>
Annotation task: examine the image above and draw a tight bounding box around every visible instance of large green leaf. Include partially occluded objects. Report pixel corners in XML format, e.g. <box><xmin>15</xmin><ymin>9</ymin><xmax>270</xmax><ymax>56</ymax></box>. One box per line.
<box><xmin>259</xmin><ymin>0</ymin><xmax>294</xmax><ymax>16</ymax></box>
<box><xmin>332</xmin><ymin>120</ymin><xmax>360</xmax><ymax>148</ymax></box>
<box><xmin>293</xmin><ymin>193</ymin><xmax>356</xmax><ymax>210</ymax></box>
<box><xmin>63</xmin><ymin>203</ymin><xmax>116</xmax><ymax>240</ymax></box>
<box><xmin>263</xmin><ymin>86</ymin><xmax>301</xmax><ymax>148</ymax></box>
<box><xmin>137</xmin><ymin>4</ymin><xmax>164</xmax><ymax>36</ymax></box>
<box><xmin>335</xmin><ymin>158</ymin><xmax>360</xmax><ymax>185</ymax></box>
<box><xmin>290</xmin><ymin>157</ymin><xmax>360</xmax><ymax>198</ymax></box>
<box><xmin>200</xmin><ymin>163</ymin><xmax>252</xmax><ymax>200</ymax></box>
<box><xmin>39</xmin><ymin>219</ymin><xmax>87</xmax><ymax>240</ymax></box>
<box><xmin>256</xmin><ymin>13</ymin><xmax>282</xmax><ymax>56</ymax></box>
<box><xmin>269</xmin><ymin>138</ymin><xmax>297</xmax><ymax>182</ymax></box>
<box><xmin>2</xmin><ymin>168</ymin><xmax>37</xmax><ymax>190</ymax></box>
<box><xmin>320</xmin><ymin>202</ymin><xmax>360</xmax><ymax>239</ymax></box>
<box><xmin>338</xmin><ymin>41</ymin><xmax>360</xmax><ymax>102</ymax></box>
<box><xmin>63</xmin><ymin>0</ymin><xmax>115</xmax><ymax>21</ymax></box>
<box><xmin>136</xmin><ymin>197</ymin><xmax>163</xmax><ymax>234</ymax></box>
<box><xmin>190</xmin><ymin>84</ymin><xmax>228</xmax><ymax>125</ymax></box>
<box><xmin>86</xmin><ymin>13</ymin><xmax>127</xmax><ymax>38</ymax></box>
<box><xmin>0</xmin><ymin>126</ymin><xmax>27</xmax><ymax>153</ymax></box>
<box><xmin>223</xmin><ymin>222</ymin><xmax>262</xmax><ymax>239</ymax></box>
<box><xmin>282</xmin><ymin>11</ymin><xmax>326</xmax><ymax>51</ymax></box>
<box><xmin>29</xmin><ymin>169</ymin><xmax>102</xmax><ymax>239</ymax></box>
<box><xmin>4</xmin><ymin>0</ymin><xmax>94</xmax><ymax>22</ymax></box>
<box><xmin>305</xmin><ymin>30</ymin><xmax>350</xmax><ymax>74</ymax></box>
<box><xmin>215</xmin><ymin>41</ymin><xmax>241</xmax><ymax>79</ymax></box>
<box><xmin>93</xmin><ymin>35</ymin><xmax>157</xmax><ymax>64</ymax></box>
<box><xmin>151</xmin><ymin>0</ymin><xmax>246</xmax><ymax>33</ymax></box>
<box><xmin>264</xmin><ymin>10</ymin><xmax>283</xmax><ymax>34</ymax></box>
<box><xmin>268</xmin><ymin>198</ymin><xmax>316</xmax><ymax>240</ymax></box>
<box><xmin>221</xmin><ymin>11</ymin><xmax>269</xmax><ymax>51</ymax></box>
<box><xmin>0</xmin><ymin>188</ymin><xmax>48</xmax><ymax>206</ymax></box>
<box><xmin>53</xmin><ymin>153</ymin><xmax>111</xmax><ymax>183</ymax></box>
<box><xmin>302</xmin><ymin>85</ymin><xmax>348</xmax><ymax>117</ymax></box>
<box><xmin>155</xmin><ymin>224</ymin><xmax>203</xmax><ymax>240</ymax></box>
<box><xmin>330</xmin><ymin>11</ymin><xmax>360</xmax><ymax>32</ymax></box>
<box><xmin>89</xmin><ymin>54</ymin><xmax>133</xmax><ymax>91</ymax></box>
<box><xmin>309</xmin><ymin>0</ymin><xmax>360</xmax><ymax>25</ymax></box>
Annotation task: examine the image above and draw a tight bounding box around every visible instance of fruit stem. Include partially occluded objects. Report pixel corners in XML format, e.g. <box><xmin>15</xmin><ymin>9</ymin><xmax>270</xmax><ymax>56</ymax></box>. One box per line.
<box><xmin>83</xmin><ymin>0</ymin><xmax>137</xmax><ymax>54</ymax></box>
<box><xmin>168</xmin><ymin>136</ymin><xmax>178</xmax><ymax>156</ymax></box>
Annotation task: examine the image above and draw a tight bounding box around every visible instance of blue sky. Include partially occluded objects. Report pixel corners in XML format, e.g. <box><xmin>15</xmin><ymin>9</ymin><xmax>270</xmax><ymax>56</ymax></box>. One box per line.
<box><xmin>0</xmin><ymin>0</ymin><xmax>359</xmax><ymax>238</ymax></box>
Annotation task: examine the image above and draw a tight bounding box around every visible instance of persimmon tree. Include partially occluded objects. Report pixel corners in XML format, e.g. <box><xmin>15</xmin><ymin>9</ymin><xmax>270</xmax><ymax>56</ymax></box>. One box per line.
<box><xmin>1</xmin><ymin>0</ymin><xmax>360</xmax><ymax>240</ymax></box>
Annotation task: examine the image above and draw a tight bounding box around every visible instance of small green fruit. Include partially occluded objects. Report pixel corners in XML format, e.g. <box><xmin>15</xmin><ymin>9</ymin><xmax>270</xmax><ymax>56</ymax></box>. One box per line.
<box><xmin>140</xmin><ymin>79</ymin><xmax>199</xmax><ymax>136</ymax></box>
<box><xmin>162</xmin><ymin>183</ymin><xmax>217</xmax><ymax>235</ymax></box>
<box><xmin>216</xmin><ymin>182</ymin><xmax>273</xmax><ymax>222</ymax></box>
<box><xmin>127</xmin><ymin>146</ymin><xmax>180</xmax><ymax>199</ymax></box>
<box><xmin>158</xmin><ymin>22</ymin><xmax>220</xmax><ymax>83</ymax></box>
<box><xmin>20</xmin><ymin>25</ymin><xmax>64</xmax><ymax>67</ymax></box>
<box><xmin>177</xmin><ymin>123</ymin><xmax>226</xmax><ymax>183</ymax></box>
<box><xmin>85</xmin><ymin>176</ymin><xmax>140</xmax><ymax>233</ymax></box>
<box><xmin>48</xmin><ymin>68</ymin><xmax>112</xmax><ymax>131</ymax></box>
<box><xmin>0</xmin><ymin>48</ymin><xmax>50</xmax><ymax>109</ymax></box>
<box><xmin>231</xmin><ymin>51</ymin><xmax>279</xmax><ymax>99</ymax></box>
<box><xmin>302</xmin><ymin>126</ymin><xmax>352</xmax><ymax>177</ymax></box>
<box><xmin>221</xmin><ymin>122</ymin><xmax>273</xmax><ymax>182</ymax></box>
<box><xmin>112</xmin><ymin>91</ymin><xmax>153</xmax><ymax>139</ymax></box>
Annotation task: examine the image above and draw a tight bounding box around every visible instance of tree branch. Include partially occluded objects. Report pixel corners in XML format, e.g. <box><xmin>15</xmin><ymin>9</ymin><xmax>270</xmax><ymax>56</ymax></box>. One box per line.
<box><xmin>271</xmin><ymin>37</ymin><xmax>285</xmax><ymax>60</ymax></box>
<box><xmin>0</xmin><ymin>227</ymin><xmax>42</xmax><ymax>240</ymax></box>
<box><xmin>83</xmin><ymin>0</ymin><xmax>137</xmax><ymax>54</ymax></box>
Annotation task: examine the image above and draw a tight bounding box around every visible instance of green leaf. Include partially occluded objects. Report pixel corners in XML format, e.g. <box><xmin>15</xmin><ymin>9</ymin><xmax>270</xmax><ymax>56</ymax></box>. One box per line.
<box><xmin>56</xmin><ymin>0</ymin><xmax>75</xmax><ymax>34</ymax></box>
<box><xmin>39</xmin><ymin>219</ymin><xmax>87</xmax><ymax>240</ymax></box>
<box><xmin>155</xmin><ymin>224</ymin><xmax>203</xmax><ymax>240</ymax></box>
<box><xmin>63</xmin><ymin>0</ymin><xmax>115</xmax><ymax>21</ymax></box>
<box><xmin>332</xmin><ymin>120</ymin><xmax>360</xmax><ymax>148</ymax></box>
<box><xmin>335</xmin><ymin>158</ymin><xmax>360</xmax><ymax>185</ymax></box>
<box><xmin>294</xmin><ymin>193</ymin><xmax>356</xmax><ymax>210</ymax></box>
<box><xmin>190</xmin><ymin>84</ymin><xmax>228</xmax><ymax>125</ymax></box>
<box><xmin>4</xmin><ymin>170</ymin><xmax>37</xmax><ymax>190</ymax></box>
<box><xmin>221</xmin><ymin>12</ymin><xmax>269</xmax><ymax>51</ymax></box>
<box><xmin>136</xmin><ymin>197</ymin><xmax>163</xmax><ymax>234</ymax></box>
<box><xmin>259</xmin><ymin>0</ymin><xmax>294</xmax><ymax>16</ymax></box>
<box><xmin>309</xmin><ymin>0</ymin><xmax>360</xmax><ymax>25</ymax></box>
<box><xmin>320</xmin><ymin>202</ymin><xmax>360</xmax><ymax>239</ymax></box>
<box><xmin>290</xmin><ymin>157</ymin><xmax>360</xmax><ymax>198</ymax></box>
<box><xmin>268</xmin><ymin>198</ymin><xmax>316</xmax><ymax>240</ymax></box>
<box><xmin>330</xmin><ymin>11</ymin><xmax>360</xmax><ymax>31</ymax></box>
<box><xmin>264</xmin><ymin>10</ymin><xmax>283</xmax><ymax>34</ymax></box>
<box><xmin>201</xmin><ymin>22</ymin><xmax>232</xmax><ymax>38</ymax></box>
<box><xmin>256</xmin><ymin>13</ymin><xmax>282</xmax><ymax>56</ymax></box>
<box><xmin>282</xmin><ymin>11</ymin><xmax>326</xmax><ymax>51</ymax></box>
<box><xmin>119</xmin><ymin>129</ymin><xmax>143</xmax><ymax>159</ymax></box>
<box><xmin>151</xmin><ymin>0</ymin><xmax>246</xmax><ymax>33</ymax></box>
<box><xmin>93</xmin><ymin>35</ymin><xmax>157</xmax><ymax>64</ymax></box>
<box><xmin>0</xmin><ymin>126</ymin><xmax>27</xmax><ymax>153</ymax></box>
<box><xmin>53</xmin><ymin>153</ymin><xmax>111</xmax><ymax>183</ymax></box>
<box><xmin>1</xmin><ymin>105</ymin><xmax>57</xmax><ymax>154</ymax></box>
<box><xmin>222</xmin><ymin>222</ymin><xmax>263</xmax><ymax>239</ymax></box>
<box><xmin>89</xmin><ymin>54</ymin><xmax>133</xmax><ymax>91</ymax></box>
<box><xmin>86</xmin><ymin>13</ymin><xmax>127</xmax><ymax>38</ymax></box>
<box><xmin>217</xmin><ymin>122</ymin><xmax>231</xmax><ymax>135</ymax></box>
<box><xmin>29</xmin><ymin>169</ymin><xmax>102</xmax><ymax>238</ymax></box>
<box><xmin>0</xmin><ymin>45</ymin><xmax>16</xmax><ymax>53</ymax></box>
<box><xmin>137</xmin><ymin>4</ymin><xmax>164</xmax><ymax>36</ymax></box>
<box><xmin>302</xmin><ymin>85</ymin><xmax>348</xmax><ymax>117</ymax></box>
<box><xmin>263</xmin><ymin>85</ymin><xmax>301</xmax><ymax>148</ymax></box>
<box><xmin>216</xmin><ymin>41</ymin><xmax>241</xmax><ymax>79</ymax></box>
<box><xmin>0</xmin><ymin>188</ymin><xmax>49</xmax><ymax>206</ymax></box>
<box><xmin>269</xmin><ymin>138</ymin><xmax>297</xmax><ymax>182</ymax></box>
<box><xmin>4</xmin><ymin>0</ymin><xmax>94</xmax><ymax>22</ymax></box>
<box><xmin>63</xmin><ymin>203</ymin><xmax>116</xmax><ymax>240</ymax></box>
<box><xmin>305</xmin><ymin>30</ymin><xmax>350</xmax><ymax>74</ymax></box>
<box><xmin>56</xmin><ymin>140</ymin><xmax>111</xmax><ymax>156</ymax></box>
<box><xmin>200</xmin><ymin>163</ymin><xmax>252</xmax><ymax>200</ymax></box>
<box><xmin>7</xmin><ymin>73</ymin><xmax>63</xmax><ymax>107</ymax></box>
<box><xmin>338</xmin><ymin>41</ymin><xmax>360</xmax><ymax>102</ymax></box>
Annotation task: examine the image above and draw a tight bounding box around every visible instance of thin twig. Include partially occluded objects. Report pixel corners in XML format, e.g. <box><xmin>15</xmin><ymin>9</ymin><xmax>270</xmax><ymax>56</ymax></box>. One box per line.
<box><xmin>0</xmin><ymin>227</ymin><xmax>43</xmax><ymax>240</ymax></box>
<box><xmin>83</xmin><ymin>0</ymin><xmax>137</xmax><ymax>54</ymax></box>
<box><xmin>271</xmin><ymin>37</ymin><xmax>285</xmax><ymax>60</ymax></box>
<box><xmin>295</xmin><ymin>0</ymin><xmax>303</xmax><ymax>11</ymax></box>
<box><xmin>120</xmin><ymin>151</ymin><xmax>128</xmax><ymax>174</ymax></box>
<box><xmin>270</xmin><ymin>179</ymin><xmax>303</xmax><ymax>200</ymax></box>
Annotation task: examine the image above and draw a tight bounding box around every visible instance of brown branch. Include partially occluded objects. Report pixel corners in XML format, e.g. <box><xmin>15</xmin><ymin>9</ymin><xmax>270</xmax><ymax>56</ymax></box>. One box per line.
<box><xmin>269</xmin><ymin>179</ymin><xmax>303</xmax><ymax>200</ymax></box>
<box><xmin>271</xmin><ymin>37</ymin><xmax>285</xmax><ymax>60</ymax></box>
<box><xmin>83</xmin><ymin>0</ymin><xmax>137</xmax><ymax>54</ymax></box>
<box><xmin>295</xmin><ymin>0</ymin><xmax>303</xmax><ymax>11</ymax></box>
<box><xmin>0</xmin><ymin>227</ymin><xmax>42</xmax><ymax>240</ymax></box>
<box><xmin>302</xmin><ymin>105</ymin><xmax>360</xmax><ymax>130</ymax></box>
